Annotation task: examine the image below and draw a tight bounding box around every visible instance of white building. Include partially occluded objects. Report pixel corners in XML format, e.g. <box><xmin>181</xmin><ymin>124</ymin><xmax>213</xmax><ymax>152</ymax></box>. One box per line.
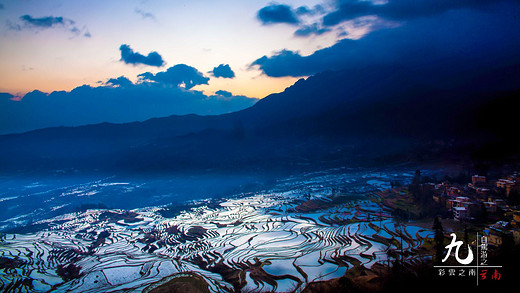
<box><xmin>453</xmin><ymin>206</ymin><xmax>468</xmax><ymax>220</ymax></box>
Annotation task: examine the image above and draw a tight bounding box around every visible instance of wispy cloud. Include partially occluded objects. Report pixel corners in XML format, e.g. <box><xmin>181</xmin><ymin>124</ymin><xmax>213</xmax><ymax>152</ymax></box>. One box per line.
<box><xmin>8</xmin><ymin>14</ymin><xmax>91</xmax><ymax>37</ymax></box>
<box><xmin>294</xmin><ymin>23</ymin><xmax>330</xmax><ymax>37</ymax></box>
<box><xmin>20</xmin><ymin>15</ymin><xmax>68</xmax><ymax>28</ymax></box>
<box><xmin>135</xmin><ymin>8</ymin><xmax>155</xmax><ymax>20</ymax></box>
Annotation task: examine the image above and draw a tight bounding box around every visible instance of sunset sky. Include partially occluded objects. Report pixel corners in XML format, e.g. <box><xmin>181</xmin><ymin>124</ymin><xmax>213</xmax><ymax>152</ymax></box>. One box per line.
<box><xmin>1</xmin><ymin>0</ymin><xmax>519</xmax><ymax>134</ymax></box>
<box><xmin>0</xmin><ymin>0</ymin><xmax>357</xmax><ymax>98</ymax></box>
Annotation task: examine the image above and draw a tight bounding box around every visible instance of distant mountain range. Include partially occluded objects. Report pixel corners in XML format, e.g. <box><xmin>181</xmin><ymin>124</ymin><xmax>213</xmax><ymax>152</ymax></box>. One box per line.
<box><xmin>1</xmin><ymin>63</ymin><xmax>519</xmax><ymax>174</ymax></box>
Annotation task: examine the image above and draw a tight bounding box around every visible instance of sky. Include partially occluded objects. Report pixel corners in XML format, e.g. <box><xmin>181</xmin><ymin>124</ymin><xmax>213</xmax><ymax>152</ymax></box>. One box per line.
<box><xmin>0</xmin><ymin>0</ymin><xmax>344</xmax><ymax>98</ymax></box>
<box><xmin>1</xmin><ymin>0</ymin><xmax>519</xmax><ymax>134</ymax></box>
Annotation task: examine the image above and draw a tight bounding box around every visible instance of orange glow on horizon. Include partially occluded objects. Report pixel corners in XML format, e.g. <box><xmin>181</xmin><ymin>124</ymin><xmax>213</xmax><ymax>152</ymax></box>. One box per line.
<box><xmin>1</xmin><ymin>69</ymin><xmax>302</xmax><ymax>100</ymax></box>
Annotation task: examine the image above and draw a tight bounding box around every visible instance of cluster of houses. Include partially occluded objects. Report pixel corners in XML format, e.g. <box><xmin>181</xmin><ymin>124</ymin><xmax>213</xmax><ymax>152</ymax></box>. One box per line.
<box><xmin>431</xmin><ymin>172</ymin><xmax>520</xmax><ymax>246</ymax></box>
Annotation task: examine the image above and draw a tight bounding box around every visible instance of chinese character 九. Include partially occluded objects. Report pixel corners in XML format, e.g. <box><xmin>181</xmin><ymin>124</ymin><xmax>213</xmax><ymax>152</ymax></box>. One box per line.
<box><xmin>442</xmin><ymin>233</ymin><xmax>474</xmax><ymax>265</ymax></box>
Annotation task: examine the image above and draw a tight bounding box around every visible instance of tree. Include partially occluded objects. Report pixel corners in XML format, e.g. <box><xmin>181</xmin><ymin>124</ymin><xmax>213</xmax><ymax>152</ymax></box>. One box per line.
<box><xmin>433</xmin><ymin>216</ymin><xmax>444</xmax><ymax>264</ymax></box>
<box><xmin>412</xmin><ymin>170</ymin><xmax>422</xmax><ymax>185</ymax></box>
<box><xmin>409</xmin><ymin>170</ymin><xmax>421</xmax><ymax>201</ymax></box>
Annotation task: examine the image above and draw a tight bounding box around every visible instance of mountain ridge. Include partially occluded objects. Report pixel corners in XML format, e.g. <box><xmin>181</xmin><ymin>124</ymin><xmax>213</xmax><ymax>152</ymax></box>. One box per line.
<box><xmin>1</xmin><ymin>63</ymin><xmax>519</xmax><ymax>174</ymax></box>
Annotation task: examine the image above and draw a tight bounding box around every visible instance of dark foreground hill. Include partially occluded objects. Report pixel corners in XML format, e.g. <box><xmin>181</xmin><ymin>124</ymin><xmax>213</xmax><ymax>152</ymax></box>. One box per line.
<box><xmin>1</xmin><ymin>62</ymin><xmax>519</xmax><ymax>174</ymax></box>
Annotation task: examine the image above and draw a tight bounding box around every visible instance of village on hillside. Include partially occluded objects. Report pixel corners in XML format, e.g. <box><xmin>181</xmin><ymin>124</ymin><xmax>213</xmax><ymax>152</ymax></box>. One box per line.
<box><xmin>376</xmin><ymin>169</ymin><xmax>520</xmax><ymax>256</ymax></box>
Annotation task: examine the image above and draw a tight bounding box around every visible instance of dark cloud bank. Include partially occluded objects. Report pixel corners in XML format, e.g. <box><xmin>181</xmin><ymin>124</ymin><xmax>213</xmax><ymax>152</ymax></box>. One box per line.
<box><xmin>252</xmin><ymin>0</ymin><xmax>520</xmax><ymax>78</ymax></box>
<box><xmin>0</xmin><ymin>64</ymin><xmax>257</xmax><ymax>135</ymax></box>
<box><xmin>322</xmin><ymin>0</ymin><xmax>506</xmax><ymax>25</ymax></box>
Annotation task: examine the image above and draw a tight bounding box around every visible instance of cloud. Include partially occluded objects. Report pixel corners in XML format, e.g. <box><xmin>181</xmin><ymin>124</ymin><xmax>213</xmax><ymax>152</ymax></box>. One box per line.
<box><xmin>1</xmin><ymin>62</ymin><xmax>253</xmax><ymax>134</ymax></box>
<box><xmin>251</xmin><ymin>1</ymin><xmax>520</xmax><ymax>81</ymax></box>
<box><xmin>105</xmin><ymin>76</ymin><xmax>134</xmax><ymax>88</ymax></box>
<box><xmin>295</xmin><ymin>5</ymin><xmax>325</xmax><ymax>16</ymax></box>
<box><xmin>139</xmin><ymin>64</ymin><xmax>209</xmax><ymax>89</ymax></box>
<box><xmin>257</xmin><ymin>4</ymin><xmax>330</xmax><ymax>38</ymax></box>
<box><xmin>6</xmin><ymin>20</ymin><xmax>21</xmax><ymax>31</ymax></box>
<box><xmin>119</xmin><ymin>44</ymin><xmax>165</xmax><ymax>67</ymax></box>
<box><xmin>322</xmin><ymin>0</ymin><xmax>509</xmax><ymax>26</ymax></box>
<box><xmin>215</xmin><ymin>90</ymin><xmax>233</xmax><ymax>97</ymax></box>
<box><xmin>10</xmin><ymin>14</ymin><xmax>90</xmax><ymax>37</ymax></box>
<box><xmin>135</xmin><ymin>8</ymin><xmax>155</xmax><ymax>20</ymax></box>
<box><xmin>210</xmin><ymin>64</ymin><xmax>235</xmax><ymax>78</ymax></box>
<box><xmin>0</xmin><ymin>79</ymin><xmax>257</xmax><ymax>135</ymax></box>
<box><xmin>250</xmin><ymin>49</ymin><xmax>308</xmax><ymax>77</ymax></box>
<box><xmin>294</xmin><ymin>23</ymin><xmax>330</xmax><ymax>37</ymax></box>
<box><xmin>20</xmin><ymin>15</ymin><xmax>68</xmax><ymax>28</ymax></box>
<box><xmin>257</xmin><ymin>4</ymin><xmax>299</xmax><ymax>25</ymax></box>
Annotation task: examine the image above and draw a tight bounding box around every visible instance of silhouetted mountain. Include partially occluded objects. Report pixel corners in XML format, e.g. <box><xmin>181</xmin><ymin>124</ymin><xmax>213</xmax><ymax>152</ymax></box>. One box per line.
<box><xmin>1</xmin><ymin>63</ymin><xmax>519</xmax><ymax>174</ymax></box>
